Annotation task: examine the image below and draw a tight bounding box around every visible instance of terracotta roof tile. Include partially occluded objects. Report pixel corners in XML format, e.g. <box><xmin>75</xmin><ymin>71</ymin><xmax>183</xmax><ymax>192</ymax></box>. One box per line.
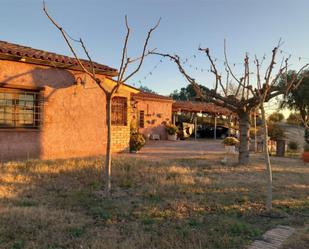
<box><xmin>0</xmin><ymin>40</ymin><xmax>118</xmax><ymax>76</ymax></box>
<box><xmin>133</xmin><ymin>91</ymin><xmax>173</xmax><ymax>102</ymax></box>
<box><xmin>172</xmin><ymin>100</ymin><xmax>233</xmax><ymax>115</ymax></box>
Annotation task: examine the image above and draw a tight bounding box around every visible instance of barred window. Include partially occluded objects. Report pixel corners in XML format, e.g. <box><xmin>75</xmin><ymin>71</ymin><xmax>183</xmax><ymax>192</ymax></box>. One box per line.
<box><xmin>0</xmin><ymin>88</ymin><xmax>43</xmax><ymax>129</ymax></box>
<box><xmin>139</xmin><ymin>110</ymin><xmax>145</xmax><ymax>128</ymax></box>
<box><xmin>111</xmin><ymin>97</ymin><xmax>127</xmax><ymax>126</ymax></box>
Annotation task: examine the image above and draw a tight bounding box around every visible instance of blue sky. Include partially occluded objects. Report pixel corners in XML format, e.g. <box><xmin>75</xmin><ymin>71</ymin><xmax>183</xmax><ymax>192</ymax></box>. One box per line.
<box><xmin>1</xmin><ymin>0</ymin><xmax>309</xmax><ymax>97</ymax></box>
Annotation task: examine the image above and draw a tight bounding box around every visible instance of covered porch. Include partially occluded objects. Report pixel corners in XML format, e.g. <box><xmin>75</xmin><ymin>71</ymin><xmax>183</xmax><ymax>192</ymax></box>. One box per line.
<box><xmin>172</xmin><ymin>101</ymin><xmax>237</xmax><ymax>140</ymax></box>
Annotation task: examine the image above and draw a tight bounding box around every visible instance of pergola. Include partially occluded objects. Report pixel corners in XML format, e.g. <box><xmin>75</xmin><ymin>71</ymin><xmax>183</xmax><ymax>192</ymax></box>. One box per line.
<box><xmin>172</xmin><ymin>100</ymin><xmax>236</xmax><ymax>139</ymax></box>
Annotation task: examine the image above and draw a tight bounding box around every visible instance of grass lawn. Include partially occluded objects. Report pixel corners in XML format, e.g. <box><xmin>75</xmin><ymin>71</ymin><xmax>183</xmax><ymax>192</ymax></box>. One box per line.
<box><xmin>281</xmin><ymin>226</ymin><xmax>309</xmax><ymax>249</ymax></box>
<box><xmin>0</xmin><ymin>154</ymin><xmax>308</xmax><ymax>249</ymax></box>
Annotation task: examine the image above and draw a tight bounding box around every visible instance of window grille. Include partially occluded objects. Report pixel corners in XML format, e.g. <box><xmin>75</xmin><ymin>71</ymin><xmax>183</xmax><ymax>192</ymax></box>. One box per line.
<box><xmin>0</xmin><ymin>88</ymin><xmax>43</xmax><ymax>129</ymax></box>
<box><xmin>111</xmin><ymin>96</ymin><xmax>127</xmax><ymax>126</ymax></box>
<box><xmin>139</xmin><ymin>110</ymin><xmax>145</xmax><ymax>128</ymax></box>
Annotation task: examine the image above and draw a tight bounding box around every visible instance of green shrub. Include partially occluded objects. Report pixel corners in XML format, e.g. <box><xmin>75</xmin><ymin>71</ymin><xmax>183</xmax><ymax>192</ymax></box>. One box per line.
<box><xmin>286</xmin><ymin>113</ymin><xmax>302</xmax><ymax>125</ymax></box>
<box><xmin>130</xmin><ymin>132</ymin><xmax>145</xmax><ymax>152</ymax></box>
<box><xmin>222</xmin><ymin>137</ymin><xmax>239</xmax><ymax>146</ymax></box>
<box><xmin>165</xmin><ymin>123</ymin><xmax>178</xmax><ymax>135</ymax></box>
<box><xmin>268</xmin><ymin>112</ymin><xmax>284</xmax><ymax>123</ymax></box>
<box><xmin>288</xmin><ymin>141</ymin><xmax>298</xmax><ymax>151</ymax></box>
<box><xmin>304</xmin><ymin>144</ymin><xmax>309</xmax><ymax>152</ymax></box>
<box><xmin>268</xmin><ymin>123</ymin><xmax>285</xmax><ymax>141</ymax></box>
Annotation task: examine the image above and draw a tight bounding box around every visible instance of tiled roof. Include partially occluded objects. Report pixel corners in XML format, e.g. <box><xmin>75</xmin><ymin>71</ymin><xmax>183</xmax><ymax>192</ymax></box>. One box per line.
<box><xmin>133</xmin><ymin>91</ymin><xmax>174</xmax><ymax>102</ymax></box>
<box><xmin>0</xmin><ymin>40</ymin><xmax>118</xmax><ymax>76</ymax></box>
<box><xmin>172</xmin><ymin>100</ymin><xmax>233</xmax><ymax>115</ymax></box>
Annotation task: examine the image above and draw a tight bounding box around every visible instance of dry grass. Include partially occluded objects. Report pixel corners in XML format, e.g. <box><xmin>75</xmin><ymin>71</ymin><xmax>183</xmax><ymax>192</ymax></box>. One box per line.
<box><xmin>0</xmin><ymin>154</ymin><xmax>308</xmax><ymax>249</ymax></box>
<box><xmin>281</xmin><ymin>226</ymin><xmax>309</xmax><ymax>249</ymax></box>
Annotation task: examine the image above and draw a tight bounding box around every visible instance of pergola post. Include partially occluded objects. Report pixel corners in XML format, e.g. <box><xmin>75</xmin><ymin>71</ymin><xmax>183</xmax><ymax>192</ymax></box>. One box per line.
<box><xmin>254</xmin><ymin>111</ymin><xmax>257</xmax><ymax>152</ymax></box>
<box><xmin>214</xmin><ymin>115</ymin><xmax>217</xmax><ymax>140</ymax></box>
<box><xmin>228</xmin><ymin>115</ymin><xmax>232</xmax><ymax>137</ymax></box>
<box><xmin>194</xmin><ymin>115</ymin><xmax>197</xmax><ymax>140</ymax></box>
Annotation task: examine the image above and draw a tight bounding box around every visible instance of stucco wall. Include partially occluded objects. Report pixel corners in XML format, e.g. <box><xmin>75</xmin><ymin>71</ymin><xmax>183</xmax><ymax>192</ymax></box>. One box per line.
<box><xmin>0</xmin><ymin>59</ymin><xmax>131</xmax><ymax>161</ymax></box>
<box><xmin>134</xmin><ymin>99</ymin><xmax>172</xmax><ymax>140</ymax></box>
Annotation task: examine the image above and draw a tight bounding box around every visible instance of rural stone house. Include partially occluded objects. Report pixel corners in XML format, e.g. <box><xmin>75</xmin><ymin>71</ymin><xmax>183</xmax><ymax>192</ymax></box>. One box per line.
<box><xmin>0</xmin><ymin>41</ymin><xmax>174</xmax><ymax>161</ymax></box>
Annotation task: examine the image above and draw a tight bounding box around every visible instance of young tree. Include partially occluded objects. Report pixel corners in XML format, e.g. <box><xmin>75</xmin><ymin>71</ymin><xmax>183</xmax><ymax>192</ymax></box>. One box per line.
<box><xmin>151</xmin><ymin>42</ymin><xmax>308</xmax><ymax>166</ymax></box>
<box><xmin>152</xmin><ymin>42</ymin><xmax>308</xmax><ymax>212</ymax></box>
<box><xmin>43</xmin><ymin>3</ymin><xmax>160</xmax><ymax>196</ymax></box>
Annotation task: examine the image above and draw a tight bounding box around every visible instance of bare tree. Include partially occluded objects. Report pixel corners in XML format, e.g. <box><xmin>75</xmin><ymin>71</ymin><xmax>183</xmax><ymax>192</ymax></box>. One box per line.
<box><xmin>43</xmin><ymin>2</ymin><xmax>160</xmax><ymax>196</ymax></box>
<box><xmin>151</xmin><ymin>41</ymin><xmax>308</xmax><ymax>211</ymax></box>
<box><xmin>151</xmin><ymin>42</ymin><xmax>308</xmax><ymax>165</ymax></box>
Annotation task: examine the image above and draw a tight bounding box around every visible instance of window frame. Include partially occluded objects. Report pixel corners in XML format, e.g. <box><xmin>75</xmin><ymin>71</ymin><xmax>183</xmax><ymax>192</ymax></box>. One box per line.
<box><xmin>111</xmin><ymin>96</ymin><xmax>128</xmax><ymax>126</ymax></box>
<box><xmin>0</xmin><ymin>87</ymin><xmax>43</xmax><ymax>130</ymax></box>
<box><xmin>139</xmin><ymin>110</ymin><xmax>145</xmax><ymax>128</ymax></box>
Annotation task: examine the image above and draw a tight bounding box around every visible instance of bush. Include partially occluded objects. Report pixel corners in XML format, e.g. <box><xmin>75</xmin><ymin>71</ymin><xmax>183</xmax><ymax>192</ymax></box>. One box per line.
<box><xmin>268</xmin><ymin>112</ymin><xmax>284</xmax><ymax>123</ymax></box>
<box><xmin>286</xmin><ymin>113</ymin><xmax>302</xmax><ymax>125</ymax></box>
<box><xmin>304</xmin><ymin>144</ymin><xmax>309</xmax><ymax>152</ymax></box>
<box><xmin>222</xmin><ymin>137</ymin><xmax>239</xmax><ymax>146</ymax></box>
<box><xmin>268</xmin><ymin>123</ymin><xmax>286</xmax><ymax>141</ymax></box>
<box><xmin>129</xmin><ymin>131</ymin><xmax>145</xmax><ymax>152</ymax></box>
<box><xmin>165</xmin><ymin>123</ymin><xmax>178</xmax><ymax>135</ymax></box>
<box><xmin>288</xmin><ymin>141</ymin><xmax>298</xmax><ymax>151</ymax></box>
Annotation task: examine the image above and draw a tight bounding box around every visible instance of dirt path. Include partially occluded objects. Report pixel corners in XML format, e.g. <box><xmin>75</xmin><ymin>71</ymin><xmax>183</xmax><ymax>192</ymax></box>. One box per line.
<box><xmin>123</xmin><ymin>139</ymin><xmax>225</xmax><ymax>160</ymax></box>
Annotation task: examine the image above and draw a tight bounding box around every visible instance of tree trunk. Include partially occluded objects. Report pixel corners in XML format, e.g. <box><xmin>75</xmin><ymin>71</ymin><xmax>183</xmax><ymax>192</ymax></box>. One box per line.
<box><xmin>238</xmin><ymin>111</ymin><xmax>250</xmax><ymax>165</ymax></box>
<box><xmin>260</xmin><ymin>104</ymin><xmax>272</xmax><ymax>211</ymax></box>
<box><xmin>105</xmin><ymin>94</ymin><xmax>112</xmax><ymax>196</ymax></box>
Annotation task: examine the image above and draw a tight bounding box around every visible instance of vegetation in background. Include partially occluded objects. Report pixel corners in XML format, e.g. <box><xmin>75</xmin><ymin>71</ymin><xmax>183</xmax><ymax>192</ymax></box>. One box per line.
<box><xmin>139</xmin><ymin>85</ymin><xmax>157</xmax><ymax>94</ymax></box>
<box><xmin>281</xmin><ymin>70</ymin><xmax>309</xmax><ymax>131</ymax></box>
<box><xmin>268</xmin><ymin>123</ymin><xmax>286</xmax><ymax>141</ymax></box>
<box><xmin>170</xmin><ymin>84</ymin><xmax>208</xmax><ymax>101</ymax></box>
<box><xmin>286</xmin><ymin>113</ymin><xmax>302</xmax><ymax>125</ymax></box>
<box><xmin>268</xmin><ymin>112</ymin><xmax>285</xmax><ymax>123</ymax></box>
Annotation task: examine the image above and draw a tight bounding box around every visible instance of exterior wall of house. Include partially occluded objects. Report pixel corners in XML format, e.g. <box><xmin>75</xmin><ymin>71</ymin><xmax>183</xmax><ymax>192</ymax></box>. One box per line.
<box><xmin>134</xmin><ymin>98</ymin><xmax>173</xmax><ymax>140</ymax></box>
<box><xmin>0</xmin><ymin>59</ymin><xmax>132</xmax><ymax>161</ymax></box>
<box><xmin>111</xmin><ymin>91</ymin><xmax>131</xmax><ymax>152</ymax></box>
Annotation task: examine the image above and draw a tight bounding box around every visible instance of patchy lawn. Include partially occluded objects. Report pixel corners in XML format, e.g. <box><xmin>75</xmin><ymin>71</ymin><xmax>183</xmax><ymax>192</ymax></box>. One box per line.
<box><xmin>281</xmin><ymin>226</ymin><xmax>309</xmax><ymax>249</ymax></box>
<box><xmin>0</xmin><ymin>154</ymin><xmax>308</xmax><ymax>249</ymax></box>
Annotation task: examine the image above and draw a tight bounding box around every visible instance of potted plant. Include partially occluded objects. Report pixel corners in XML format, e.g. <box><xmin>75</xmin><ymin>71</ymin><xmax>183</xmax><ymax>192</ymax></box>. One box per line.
<box><xmin>165</xmin><ymin>123</ymin><xmax>178</xmax><ymax>141</ymax></box>
<box><xmin>222</xmin><ymin>137</ymin><xmax>239</xmax><ymax>154</ymax></box>
<box><xmin>129</xmin><ymin>129</ymin><xmax>145</xmax><ymax>153</ymax></box>
<box><xmin>303</xmin><ymin>144</ymin><xmax>309</xmax><ymax>163</ymax></box>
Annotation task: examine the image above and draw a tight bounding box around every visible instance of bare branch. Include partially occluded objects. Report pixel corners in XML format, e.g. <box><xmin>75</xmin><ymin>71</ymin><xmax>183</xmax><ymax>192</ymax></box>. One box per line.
<box><xmin>223</xmin><ymin>40</ymin><xmax>245</xmax><ymax>97</ymax></box>
<box><xmin>43</xmin><ymin>2</ymin><xmax>95</xmax><ymax>80</ymax></box>
<box><xmin>117</xmin><ymin>15</ymin><xmax>130</xmax><ymax>83</ymax></box>
<box><xmin>150</xmin><ymin>51</ymin><xmax>239</xmax><ymax>111</ymax></box>
<box><xmin>43</xmin><ymin>1</ymin><xmax>110</xmax><ymax>95</ymax></box>
<box><xmin>121</xmin><ymin>18</ymin><xmax>161</xmax><ymax>83</ymax></box>
<box><xmin>199</xmin><ymin>47</ymin><xmax>227</xmax><ymax>95</ymax></box>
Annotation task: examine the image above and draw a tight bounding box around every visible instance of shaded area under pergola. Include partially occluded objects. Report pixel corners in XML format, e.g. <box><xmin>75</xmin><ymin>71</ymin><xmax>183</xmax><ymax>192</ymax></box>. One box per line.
<box><xmin>172</xmin><ymin>100</ymin><xmax>237</xmax><ymax>139</ymax></box>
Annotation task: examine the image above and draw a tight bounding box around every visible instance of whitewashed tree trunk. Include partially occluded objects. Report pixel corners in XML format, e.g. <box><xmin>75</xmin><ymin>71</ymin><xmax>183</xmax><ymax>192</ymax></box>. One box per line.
<box><xmin>105</xmin><ymin>94</ymin><xmax>112</xmax><ymax>196</ymax></box>
<box><xmin>260</xmin><ymin>103</ymin><xmax>272</xmax><ymax>211</ymax></box>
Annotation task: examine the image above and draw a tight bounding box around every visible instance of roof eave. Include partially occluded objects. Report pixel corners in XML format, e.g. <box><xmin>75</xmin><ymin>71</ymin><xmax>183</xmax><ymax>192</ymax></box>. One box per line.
<box><xmin>0</xmin><ymin>53</ymin><xmax>118</xmax><ymax>77</ymax></box>
<box><xmin>133</xmin><ymin>95</ymin><xmax>174</xmax><ymax>103</ymax></box>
